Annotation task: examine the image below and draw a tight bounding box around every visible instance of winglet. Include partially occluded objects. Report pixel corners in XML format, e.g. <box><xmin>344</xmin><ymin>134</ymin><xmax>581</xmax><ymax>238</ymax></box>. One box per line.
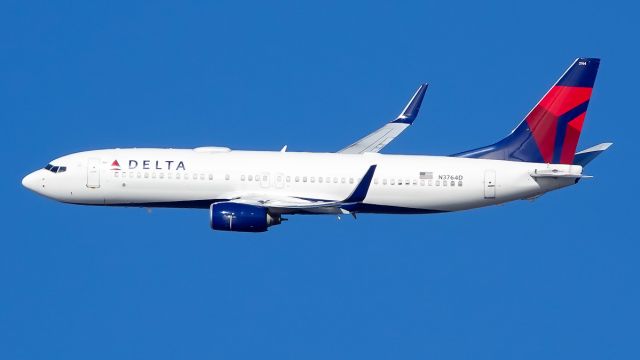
<box><xmin>573</xmin><ymin>142</ymin><xmax>612</xmax><ymax>167</ymax></box>
<box><xmin>343</xmin><ymin>165</ymin><xmax>377</xmax><ymax>203</ymax></box>
<box><xmin>391</xmin><ymin>84</ymin><xmax>428</xmax><ymax>124</ymax></box>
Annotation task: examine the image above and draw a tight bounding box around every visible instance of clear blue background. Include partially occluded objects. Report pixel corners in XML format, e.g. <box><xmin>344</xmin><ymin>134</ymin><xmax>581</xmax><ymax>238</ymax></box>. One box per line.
<box><xmin>1</xmin><ymin>1</ymin><xmax>637</xmax><ymax>359</ymax></box>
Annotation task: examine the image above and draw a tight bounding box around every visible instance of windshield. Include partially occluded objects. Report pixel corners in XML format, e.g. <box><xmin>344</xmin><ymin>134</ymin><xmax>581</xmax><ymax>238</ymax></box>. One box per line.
<box><xmin>44</xmin><ymin>164</ymin><xmax>67</xmax><ymax>173</ymax></box>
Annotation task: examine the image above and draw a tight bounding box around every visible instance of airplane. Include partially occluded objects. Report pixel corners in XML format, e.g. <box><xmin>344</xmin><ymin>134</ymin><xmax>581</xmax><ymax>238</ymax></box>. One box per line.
<box><xmin>22</xmin><ymin>58</ymin><xmax>611</xmax><ymax>232</ymax></box>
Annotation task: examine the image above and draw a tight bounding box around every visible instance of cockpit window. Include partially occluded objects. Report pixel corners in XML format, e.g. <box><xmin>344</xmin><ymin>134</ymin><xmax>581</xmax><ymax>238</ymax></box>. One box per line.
<box><xmin>44</xmin><ymin>164</ymin><xmax>67</xmax><ymax>173</ymax></box>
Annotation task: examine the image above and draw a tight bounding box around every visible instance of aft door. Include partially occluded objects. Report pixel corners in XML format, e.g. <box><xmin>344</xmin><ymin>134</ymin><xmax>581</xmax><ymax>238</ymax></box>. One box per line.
<box><xmin>484</xmin><ymin>169</ymin><xmax>496</xmax><ymax>199</ymax></box>
<box><xmin>87</xmin><ymin>158</ymin><xmax>101</xmax><ymax>188</ymax></box>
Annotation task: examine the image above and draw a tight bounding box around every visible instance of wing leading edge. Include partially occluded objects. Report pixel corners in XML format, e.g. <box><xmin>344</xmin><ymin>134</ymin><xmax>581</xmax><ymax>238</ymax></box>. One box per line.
<box><xmin>227</xmin><ymin>165</ymin><xmax>378</xmax><ymax>214</ymax></box>
<box><xmin>338</xmin><ymin>84</ymin><xmax>428</xmax><ymax>154</ymax></box>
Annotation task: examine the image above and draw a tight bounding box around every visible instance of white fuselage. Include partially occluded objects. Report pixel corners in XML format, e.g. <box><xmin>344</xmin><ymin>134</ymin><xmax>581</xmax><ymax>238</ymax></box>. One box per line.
<box><xmin>22</xmin><ymin>147</ymin><xmax>582</xmax><ymax>214</ymax></box>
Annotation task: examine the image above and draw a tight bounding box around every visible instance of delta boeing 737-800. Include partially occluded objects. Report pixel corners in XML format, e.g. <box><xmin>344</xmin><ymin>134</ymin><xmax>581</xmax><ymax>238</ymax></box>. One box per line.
<box><xmin>22</xmin><ymin>58</ymin><xmax>611</xmax><ymax>232</ymax></box>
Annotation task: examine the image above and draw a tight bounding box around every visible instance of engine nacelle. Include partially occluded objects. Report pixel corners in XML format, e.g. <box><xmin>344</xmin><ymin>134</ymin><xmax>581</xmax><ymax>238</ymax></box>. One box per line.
<box><xmin>210</xmin><ymin>202</ymin><xmax>281</xmax><ymax>232</ymax></box>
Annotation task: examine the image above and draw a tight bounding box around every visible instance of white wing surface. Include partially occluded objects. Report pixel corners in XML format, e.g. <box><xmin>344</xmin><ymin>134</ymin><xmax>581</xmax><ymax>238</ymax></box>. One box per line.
<box><xmin>338</xmin><ymin>84</ymin><xmax>428</xmax><ymax>154</ymax></box>
<box><xmin>223</xmin><ymin>165</ymin><xmax>377</xmax><ymax>214</ymax></box>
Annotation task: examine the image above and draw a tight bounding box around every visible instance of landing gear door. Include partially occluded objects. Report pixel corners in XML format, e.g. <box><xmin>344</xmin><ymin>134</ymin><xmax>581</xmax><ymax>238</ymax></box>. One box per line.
<box><xmin>484</xmin><ymin>169</ymin><xmax>496</xmax><ymax>199</ymax></box>
<box><xmin>87</xmin><ymin>158</ymin><xmax>101</xmax><ymax>188</ymax></box>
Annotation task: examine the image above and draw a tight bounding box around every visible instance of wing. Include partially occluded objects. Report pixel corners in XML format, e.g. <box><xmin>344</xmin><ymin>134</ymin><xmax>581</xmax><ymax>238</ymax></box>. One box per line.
<box><xmin>338</xmin><ymin>84</ymin><xmax>428</xmax><ymax>154</ymax></box>
<box><xmin>226</xmin><ymin>165</ymin><xmax>377</xmax><ymax>214</ymax></box>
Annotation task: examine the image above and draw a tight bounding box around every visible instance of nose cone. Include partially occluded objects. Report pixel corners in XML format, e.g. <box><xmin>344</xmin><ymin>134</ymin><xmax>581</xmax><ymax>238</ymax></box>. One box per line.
<box><xmin>22</xmin><ymin>171</ymin><xmax>41</xmax><ymax>193</ymax></box>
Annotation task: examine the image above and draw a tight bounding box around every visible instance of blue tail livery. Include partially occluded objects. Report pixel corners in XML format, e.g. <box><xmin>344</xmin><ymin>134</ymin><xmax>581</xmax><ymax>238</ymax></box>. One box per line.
<box><xmin>453</xmin><ymin>58</ymin><xmax>600</xmax><ymax>164</ymax></box>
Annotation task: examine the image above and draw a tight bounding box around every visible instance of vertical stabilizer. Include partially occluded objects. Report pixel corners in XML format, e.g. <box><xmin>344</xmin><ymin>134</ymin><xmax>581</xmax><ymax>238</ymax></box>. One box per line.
<box><xmin>453</xmin><ymin>58</ymin><xmax>600</xmax><ymax>164</ymax></box>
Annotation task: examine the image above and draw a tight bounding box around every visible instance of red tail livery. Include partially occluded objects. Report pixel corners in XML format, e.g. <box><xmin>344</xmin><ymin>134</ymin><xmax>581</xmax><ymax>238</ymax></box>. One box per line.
<box><xmin>454</xmin><ymin>58</ymin><xmax>600</xmax><ymax>164</ymax></box>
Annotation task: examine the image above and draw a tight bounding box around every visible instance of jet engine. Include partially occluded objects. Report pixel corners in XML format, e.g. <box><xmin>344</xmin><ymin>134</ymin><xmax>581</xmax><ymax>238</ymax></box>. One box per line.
<box><xmin>210</xmin><ymin>202</ymin><xmax>281</xmax><ymax>232</ymax></box>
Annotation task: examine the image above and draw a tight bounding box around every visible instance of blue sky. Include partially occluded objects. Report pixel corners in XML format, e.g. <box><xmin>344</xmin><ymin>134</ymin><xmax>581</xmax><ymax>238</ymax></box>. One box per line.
<box><xmin>1</xmin><ymin>0</ymin><xmax>638</xmax><ymax>359</ymax></box>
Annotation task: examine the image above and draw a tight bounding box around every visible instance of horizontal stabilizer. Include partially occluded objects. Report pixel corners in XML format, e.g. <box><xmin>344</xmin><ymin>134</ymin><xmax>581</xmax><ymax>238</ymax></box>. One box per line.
<box><xmin>573</xmin><ymin>142</ymin><xmax>612</xmax><ymax>167</ymax></box>
<box><xmin>530</xmin><ymin>169</ymin><xmax>588</xmax><ymax>179</ymax></box>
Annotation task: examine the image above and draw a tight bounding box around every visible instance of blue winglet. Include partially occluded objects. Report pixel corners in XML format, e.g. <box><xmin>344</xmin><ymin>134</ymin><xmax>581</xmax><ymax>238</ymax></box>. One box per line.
<box><xmin>343</xmin><ymin>165</ymin><xmax>377</xmax><ymax>203</ymax></box>
<box><xmin>391</xmin><ymin>84</ymin><xmax>428</xmax><ymax>124</ymax></box>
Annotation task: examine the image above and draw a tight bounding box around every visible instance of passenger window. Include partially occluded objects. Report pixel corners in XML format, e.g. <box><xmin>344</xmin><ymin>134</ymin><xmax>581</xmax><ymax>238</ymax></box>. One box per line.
<box><xmin>341</xmin><ymin>178</ymin><xmax>345</xmax><ymax>184</ymax></box>
<box><xmin>436</xmin><ymin>180</ymin><xmax>440</xmax><ymax>186</ymax></box>
<box><xmin>176</xmin><ymin>173</ymin><xmax>181</xmax><ymax>179</ymax></box>
<box><xmin>458</xmin><ymin>181</ymin><xmax>463</xmax><ymax>187</ymax></box>
<box><xmin>318</xmin><ymin>177</ymin><xmax>323</xmax><ymax>183</ymax></box>
<box><xmin>390</xmin><ymin>179</ymin><xmax>395</xmax><ymax>185</ymax></box>
<box><xmin>144</xmin><ymin>173</ymin><xmax>149</xmax><ymax>178</ymax></box>
<box><xmin>115</xmin><ymin>172</ymin><xmax>119</xmax><ymax>178</ymax></box>
<box><xmin>374</xmin><ymin>178</ymin><xmax>378</xmax><ymax>185</ymax></box>
<box><xmin>303</xmin><ymin>176</ymin><xmax>307</xmax><ymax>183</ymax></box>
<box><xmin>241</xmin><ymin>175</ymin><xmax>246</xmax><ymax>181</ymax></box>
<box><xmin>325</xmin><ymin>177</ymin><xmax>330</xmax><ymax>183</ymax></box>
<box><xmin>168</xmin><ymin>173</ymin><xmax>172</xmax><ymax>179</ymax></box>
<box><xmin>159</xmin><ymin>173</ymin><xmax>164</xmax><ymax>179</ymax></box>
<box><xmin>333</xmin><ymin>177</ymin><xmax>338</xmax><ymax>183</ymax></box>
<box><xmin>262</xmin><ymin>175</ymin><xmax>267</xmax><ymax>181</ymax></box>
<box><xmin>200</xmin><ymin>174</ymin><xmax>205</xmax><ymax>180</ymax></box>
<box><xmin>152</xmin><ymin>173</ymin><xmax>156</xmax><ymax>179</ymax></box>
<box><xmin>420</xmin><ymin>180</ymin><xmax>425</xmax><ymax>186</ymax></box>
<box><xmin>412</xmin><ymin>179</ymin><xmax>417</xmax><ymax>185</ymax></box>
<box><xmin>295</xmin><ymin>176</ymin><xmax>299</xmax><ymax>182</ymax></box>
<box><xmin>428</xmin><ymin>180</ymin><xmax>432</xmax><ymax>186</ymax></box>
<box><xmin>136</xmin><ymin>172</ymin><xmax>141</xmax><ymax>178</ymax></box>
<box><xmin>310</xmin><ymin>177</ymin><xmax>315</xmax><ymax>183</ymax></box>
<box><xmin>209</xmin><ymin>174</ymin><xmax>213</xmax><ymax>180</ymax></box>
<box><xmin>225</xmin><ymin>174</ymin><xmax>230</xmax><ymax>180</ymax></box>
<box><xmin>286</xmin><ymin>176</ymin><xmax>291</xmax><ymax>183</ymax></box>
<box><xmin>383</xmin><ymin>179</ymin><xmax>387</xmax><ymax>185</ymax></box>
<box><xmin>451</xmin><ymin>180</ymin><xmax>455</xmax><ymax>187</ymax></box>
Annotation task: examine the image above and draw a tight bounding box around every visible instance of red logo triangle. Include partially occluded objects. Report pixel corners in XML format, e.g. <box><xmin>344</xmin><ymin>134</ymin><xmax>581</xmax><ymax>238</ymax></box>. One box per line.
<box><xmin>111</xmin><ymin>160</ymin><xmax>120</xmax><ymax>167</ymax></box>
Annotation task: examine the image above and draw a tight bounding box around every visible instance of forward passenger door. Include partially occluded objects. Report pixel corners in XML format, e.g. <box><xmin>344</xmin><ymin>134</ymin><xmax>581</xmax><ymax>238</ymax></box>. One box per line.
<box><xmin>87</xmin><ymin>158</ymin><xmax>101</xmax><ymax>188</ymax></box>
